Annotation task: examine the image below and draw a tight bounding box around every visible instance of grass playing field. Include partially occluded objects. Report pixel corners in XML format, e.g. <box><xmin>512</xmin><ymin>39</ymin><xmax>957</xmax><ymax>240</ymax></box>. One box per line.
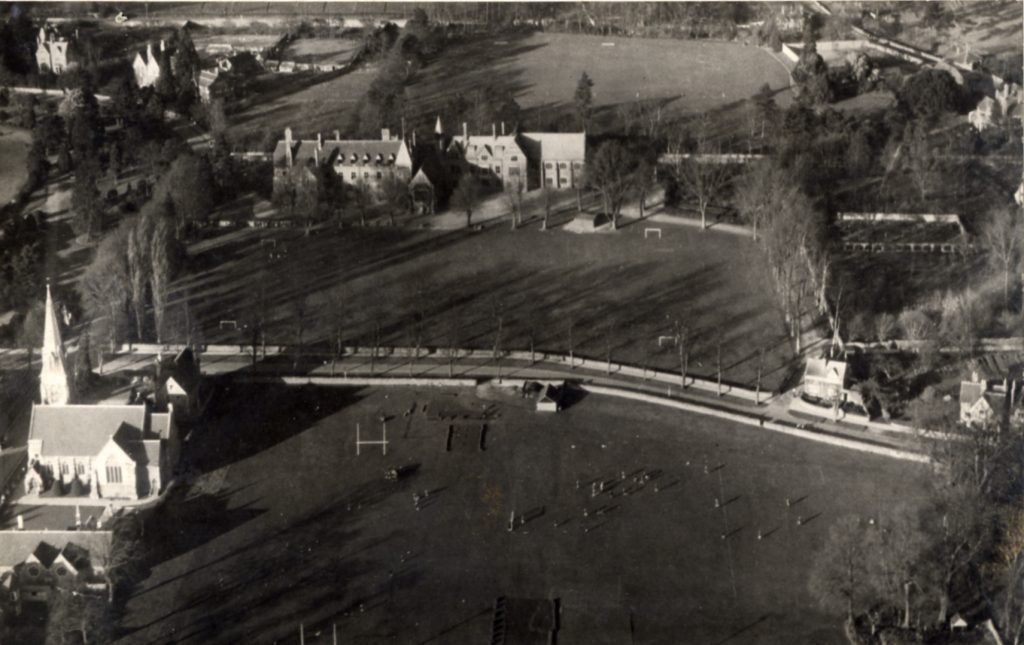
<box><xmin>173</xmin><ymin>221</ymin><xmax>798</xmax><ymax>392</ymax></box>
<box><xmin>407</xmin><ymin>32</ymin><xmax>792</xmax><ymax>125</ymax></box>
<box><xmin>227</xmin><ymin>31</ymin><xmax>794</xmax><ymax>143</ymax></box>
<box><xmin>283</xmin><ymin>37</ymin><xmax>362</xmax><ymax>65</ymax></box>
<box><xmin>117</xmin><ymin>384</ymin><xmax>933</xmax><ymax>644</ymax></box>
<box><xmin>0</xmin><ymin>126</ymin><xmax>31</xmax><ymax>206</ymax></box>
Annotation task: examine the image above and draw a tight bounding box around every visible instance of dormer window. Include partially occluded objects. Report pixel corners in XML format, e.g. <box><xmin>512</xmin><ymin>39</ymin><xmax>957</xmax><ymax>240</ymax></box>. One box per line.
<box><xmin>388</xmin><ymin>153</ymin><xmax>396</xmax><ymax>163</ymax></box>
<box><xmin>363</xmin><ymin>153</ymin><xmax>371</xmax><ymax>162</ymax></box>
<box><xmin>350</xmin><ymin>153</ymin><xmax>358</xmax><ymax>163</ymax></box>
<box><xmin>481</xmin><ymin>155</ymin><xmax>489</xmax><ymax>161</ymax></box>
<box><xmin>376</xmin><ymin>153</ymin><xmax>383</xmax><ymax>163</ymax></box>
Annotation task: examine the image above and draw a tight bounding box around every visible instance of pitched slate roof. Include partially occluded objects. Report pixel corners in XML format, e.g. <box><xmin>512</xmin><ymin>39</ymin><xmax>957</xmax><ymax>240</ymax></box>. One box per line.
<box><xmin>960</xmin><ymin>381</ymin><xmax>984</xmax><ymax>407</ymax></box>
<box><xmin>0</xmin><ymin>532</ymin><xmax>111</xmax><ymax>570</ymax></box>
<box><xmin>29</xmin><ymin>405</ymin><xmax>147</xmax><ymax>458</ymax></box>
<box><xmin>31</xmin><ymin>541</ymin><xmax>61</xmax><ymax>567</ymax></box>
<box><xmin>273</xmin><ymin>139</ymin><xmax>406</xmax><ymax>168</ymax></box>
<box><xmin>450</xmin><ymin>134</ymin><xmax>524</xmax><ymax>160</ymax></box>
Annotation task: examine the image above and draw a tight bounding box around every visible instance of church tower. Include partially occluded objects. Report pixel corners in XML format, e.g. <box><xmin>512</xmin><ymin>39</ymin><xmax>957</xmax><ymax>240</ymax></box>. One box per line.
<box><xmin>40</xmin><ymin>282</ymin><xmax>69</xmax><ymax>405</ymax></box>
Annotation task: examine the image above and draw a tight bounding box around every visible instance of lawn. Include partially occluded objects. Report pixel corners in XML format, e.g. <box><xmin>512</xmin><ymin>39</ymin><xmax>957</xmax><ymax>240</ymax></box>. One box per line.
<box><xmin>225</xmin><ymin>62</ymin><xmax>380</xmax><ymax>142</ymax></box>
<box><xmin>171</xmin><ymin>222</ymin><xmax>799</xmax><ymax>392</ymax></box>
<box><xmin>0</xmin><ymin>125</ymin><xmax>31</xmax><ymax>206</ymax></box>
<box><xmin>283</xmin><ymin>37</ymin><xmax>362</xmax><ymax>65</ymax></box>
<box><xmin>117</xmin><ymin>384</ymin><xmax>933</xmax><ymax>644</ymax></box>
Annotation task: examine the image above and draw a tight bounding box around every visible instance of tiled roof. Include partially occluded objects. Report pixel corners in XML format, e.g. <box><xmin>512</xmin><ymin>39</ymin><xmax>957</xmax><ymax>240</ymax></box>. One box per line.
<box><xmin>29</xmin><ymin>405</ymin><xmax>146</xmax><ymax>457</ymax></box>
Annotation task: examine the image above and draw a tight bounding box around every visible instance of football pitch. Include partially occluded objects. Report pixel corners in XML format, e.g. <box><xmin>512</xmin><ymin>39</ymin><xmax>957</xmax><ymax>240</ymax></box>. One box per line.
<box><xmin>118</xmin><ymin>384</ymin><xmax>932</xmax><ymax>644</ymax></box>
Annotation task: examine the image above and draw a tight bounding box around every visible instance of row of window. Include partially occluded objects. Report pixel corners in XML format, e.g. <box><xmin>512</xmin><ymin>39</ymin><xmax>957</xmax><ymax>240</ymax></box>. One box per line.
<box><xmin>59</xmin><ymin>462</ymin><xmax>87</xmax><ymax>476</ymax></box>
<box><xmin>544</xmin><ymin>161</ymin><xmax>584</xmax><ymax>169</ymax></box>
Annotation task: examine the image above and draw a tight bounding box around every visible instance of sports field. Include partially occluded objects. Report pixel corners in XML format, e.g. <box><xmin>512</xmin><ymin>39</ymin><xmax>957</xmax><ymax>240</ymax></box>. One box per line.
<box><xmin>173</xmin><ymin>223</ymin><xmax>798</xmax><ymax>392</ymax></box>
<box><xmin>405</xmin><ymin>32</ymin><xmax>794</xmax><ymax>128</ymax></box>
<box><xmin>227</xmin><ymin>31</ymin><xmax>793</xmax><ymax>142</ymax></box>
<box><xmin>118</xmin><ymin>385</ymin><xmax>933</xmax><ymax>644</ymax></box>
<box><xmin>283</xmin><ymin>37</ymin><xmax>362</xmax><ymax>65</ymax></box>
<box><xmin>0</xmin><ymin>126</ymin><xmax>31</xmax><ymax>206</ymax></box>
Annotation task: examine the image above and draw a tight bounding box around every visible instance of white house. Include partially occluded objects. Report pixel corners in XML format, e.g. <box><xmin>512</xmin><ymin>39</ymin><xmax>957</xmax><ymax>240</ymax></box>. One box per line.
<box><xmin>132</xmin><ymin>41</ymin><xmax>164</xmax><ymax>88</ymax></box>
<box><xmin>802</xmin><ymin>358</ymin><xmax>848</xmax><ymax>404</ymax></box>
<box><xmin>35</xmin><ymin>26</ymin><xmax>76</xmax><ymax>74</ymax></box>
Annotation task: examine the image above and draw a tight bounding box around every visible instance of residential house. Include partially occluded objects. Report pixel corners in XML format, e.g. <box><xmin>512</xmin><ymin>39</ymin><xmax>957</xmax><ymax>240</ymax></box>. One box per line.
<box><xmin>132</xmin><ymin>41</ymin><xmax>164</xmax><ymax>89</ymax></box>
<box><xmin>24</xmin><ymin>404</ymin><xmax>179</xmax><ymax>500</ymax></box>
<box><xmin>35</xmin><ymin>26</ymin><xmax>77</xmax><ymax>75</ymax></box>
<box><xmin>802</xmin><ymin>357</ymin><xmax>848</xmax><ymax>404</ymax></box>
<box><xmin>197</xmin><ymin>68</ymin><xmax>222</xmax><ymax>103</ymax></box>
<box><xmin>959</xmin><ymin>369</ymin><xmax>1022</xmax><ymax>427</ymax></box>
<box><xmin>272</xmin><ymin>127</ymin><xmax>413</xmax><ymax>195</ymax></box>
<box><xmin>0</xmin><ymin>532</ymin><xmax>111</xmax><ymax>609</ymax></box>
<box><xmin>968</xmin><ymin>96</ymin><xmax>1000</xmax><ymax>132</ymax></box>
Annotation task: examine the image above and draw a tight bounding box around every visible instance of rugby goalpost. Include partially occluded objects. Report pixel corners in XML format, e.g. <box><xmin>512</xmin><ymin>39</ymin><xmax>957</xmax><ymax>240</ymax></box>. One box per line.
<box><xmin>355</xmin><ymin>420</ymin><xmax>389</xmax><ymax>456</ymax></box>
<box><xmin>644</xmin><ymin>227</ymin><xmax>662</xmax><ymax>239</ymax></box>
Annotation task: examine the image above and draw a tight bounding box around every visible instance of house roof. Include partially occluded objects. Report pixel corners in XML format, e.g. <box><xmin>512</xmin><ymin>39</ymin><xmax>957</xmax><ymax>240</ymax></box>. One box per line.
<box><xmin>273</xmin><ymin>139</ymin><xmax>407</xmax><ymax>168</ymax></box>
<box><xmin>29</xmin><ymin>405</ymin><xmax>147</xmax><ymax>458</ymax></box>
<box><xmin>520</xmin><ymin>132</ymin><xmax>586</xmax><ymax>162</ymax></box>
<box><xmin>0</xmin><ymin>532</ymin><xmax>111</xmax><ymax>570</ymax></box>
<box><xmin>960</xmin><ymin>381</ymin><xmax>984</xmax><ymax>406</ymax></box>
<box><xmin>31</xmin><ymin>541</ymin><xmax>61</xmax><ymax>567</ymax></box>
<box><xmin>0</xmin><ymin>505</ymin><xmax>110</xmax><ymax>531</ymax></box>
<box><xmin>450</xmin><ymin>134</ymin><xmax>524</xmax><ymax>160</ymax></box>
<box><xmin>804</xmin><ymin>358</ymin><xmax>847</xmax><ymax>386</ymax></box>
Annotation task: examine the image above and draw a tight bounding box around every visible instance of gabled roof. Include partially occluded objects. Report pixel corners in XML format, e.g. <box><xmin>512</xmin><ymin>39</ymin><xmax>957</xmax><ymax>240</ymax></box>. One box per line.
<box><xmin>0</xmin><ymin>533</ymin><xmax>111</xmax><ymax>570</ymax></box>
<box><xmin>273</xmin><ymin>139</ymin><xmax>408</xmax><ymax>168</ymax></box>
<box><xmin>519</xmin><ymin>132</ymin><xmax>586</xmax><ymax>161</ymax></box>
<box><xmin>450</xmin><ymin>134</ymin><xmax>524</xmax><ymax>160</ymax></box>
<box><xmin>804</xmin><ymin>358</ymin><xmax>847</xmax><ymax>386</ymax></box>
<box><xmin>29</xmin><ymin>405</ymin><xmax>147</xmax><ymax>457</ymax></box>
<box><xmin>31</xmin><ymin>542</ymin><xmax>60</xmax><ymax>568</ymax></box>
<box><xmin>960</xmin><ymin>381</ymin><xmax>984</xmax><ymax>406</ymax></box>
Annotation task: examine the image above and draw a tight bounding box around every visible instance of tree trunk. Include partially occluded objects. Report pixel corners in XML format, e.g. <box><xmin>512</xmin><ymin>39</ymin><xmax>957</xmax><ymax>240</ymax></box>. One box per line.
<box><xmin>938</xmin><ymin>590</ymin><xmax>950</xmax><ymax>626</ymax></box>
<box><xmin>700</xmin><ymin>202</ymin><xmax>707</xmax><ymax>230</ymax></box>
<box><xmin>902</xmin><ymin>582</ymin><xmax>912</xmax><ymax>629</ymax></box>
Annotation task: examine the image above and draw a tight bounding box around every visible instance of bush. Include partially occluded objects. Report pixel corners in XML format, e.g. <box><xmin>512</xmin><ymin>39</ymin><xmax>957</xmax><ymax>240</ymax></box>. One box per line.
<box><xmin>874</xmin><ymin>313</ymin><xmax>898</xmax><ymax>342</ymax></box>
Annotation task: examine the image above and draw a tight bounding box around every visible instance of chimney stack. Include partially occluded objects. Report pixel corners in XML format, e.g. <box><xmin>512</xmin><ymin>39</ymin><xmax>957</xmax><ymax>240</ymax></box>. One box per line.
<box><xmin>501</xmin><ymin>121</ymin><xmax>506</xmax><ymax>136</ymax></box>
<box><xmin>381</xmin><ymin>128</ymin><xmax>390</xmax><ymax>141</ymax></box>
<box><xmin>314</xmin><ymin>146</ymin><xmax>319</xmax><ymax>165</ymax></box>
<box><xmin>284</xmin><ymin>127</ymin><xmax>293</xmax><ymax>167</ymax></box>
<box><xmin>160</xmin><ymin>39</ymin><xmax>165</xmax><ymax>53</ymax></box>
<box><xmin>317</xmin><ymin>132</ymin><xmax>323</xmax><ymax>150</ymax></box>
<box><xmin>491</xmin><ymin>123</ymin><xmax>496</xmax><ymax>138</ymax></box>
<box><xmin>462</xmin><ymin>122</ymin><xmax>467</xmax><ymax>140</ymax></box>
<box><xmin>412</xmin><ymin>130</ymin><xmax>417</xmax><ymax>147</ymax></box>
<box><xmin>333</xmin><ymin>129</ymin><xmax>340</xmax><ymax>141</ymax></box>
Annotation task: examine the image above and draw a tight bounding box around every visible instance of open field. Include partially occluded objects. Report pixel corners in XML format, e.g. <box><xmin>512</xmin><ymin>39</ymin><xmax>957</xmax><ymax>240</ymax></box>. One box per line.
<box><xmin>0</xmin><ymin>126</ymin><xmax>31</xmax><ymax>206</ymax></box>
<box><xmin>405</xmin><ymin>32</ymin><xmax>794</xmax><ymax>130</ymax></box>
<box><xmin>227</xmin><ymin>31</ymin><xmax>794</xmax><ymax>143</ymax></box>
<box><xmin>283</xmin><ymin>37</ymin><xmax>362</xmax><ymax>65</ymax></box>
<box><xmin>226</xmin><ymin>62</ymin><xmax>379</xmax><ymax>142</ymax></box>
<box><xmin>171</xmin><ymin>222</ymin><xmax>798</xmax><ymax>392</ymax></box>
<box><xmin>898</xmin><ymin>0</ymin><xmax>1023</xmax><ymax>71</ymax></box>
<box><xmin>118</xmin><ymin>385</ymin><xmax>934</xmax><ymax>644</ymax></box>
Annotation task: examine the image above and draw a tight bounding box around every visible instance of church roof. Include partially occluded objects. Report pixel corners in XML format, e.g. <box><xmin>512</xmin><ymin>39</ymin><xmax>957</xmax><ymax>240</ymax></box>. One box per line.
<box><xmin>28</xmin><ymin>405</ymin><xmax>147</xmax><ymax>458</ymax></box>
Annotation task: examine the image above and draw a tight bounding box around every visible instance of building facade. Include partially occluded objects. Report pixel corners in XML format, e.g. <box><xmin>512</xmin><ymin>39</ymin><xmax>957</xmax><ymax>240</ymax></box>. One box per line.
<box><xmin>272</xmin><ymin>127</ymin><xmax>414</xmax><ymax>195</ymax></box>
<box><xmin>132</xmin><ymin>41</ymin><xmax>164</xmax><ymax>88</ymax></box>
<box><xmin>24</xmin><ymin>404</ymin><xmax>178</xmax><ymax>500</ymax></box>
<box><xmin>35</xmin><ymin>26</ymin><xmax>76</xmax><ymax>74</ymax></box>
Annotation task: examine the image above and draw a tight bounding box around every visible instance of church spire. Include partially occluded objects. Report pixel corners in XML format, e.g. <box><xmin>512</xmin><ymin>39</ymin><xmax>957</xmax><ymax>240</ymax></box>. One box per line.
<box><xmin>40</xmin><ymin>281</ymin><xmax>69</xmax><ymax>405</ymax></box>
<box><xmin>434</xmin><ymin>115</ymin><xmax>443</xmax><ymax>136</ymax></box>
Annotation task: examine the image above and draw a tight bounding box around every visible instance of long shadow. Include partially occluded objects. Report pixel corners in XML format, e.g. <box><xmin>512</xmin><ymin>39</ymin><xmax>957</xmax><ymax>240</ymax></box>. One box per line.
<box><xmin>180</xmin><ymin>381</ymin><xmax>366</xmax><ymax>473</ymax></box>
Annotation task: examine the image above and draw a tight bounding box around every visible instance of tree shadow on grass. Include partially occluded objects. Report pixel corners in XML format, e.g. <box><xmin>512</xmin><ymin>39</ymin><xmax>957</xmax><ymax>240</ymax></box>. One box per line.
<box><xmin>180</xmin><ymin>381</ymin><xmax>367</xmax><ymax>473</ymax></box>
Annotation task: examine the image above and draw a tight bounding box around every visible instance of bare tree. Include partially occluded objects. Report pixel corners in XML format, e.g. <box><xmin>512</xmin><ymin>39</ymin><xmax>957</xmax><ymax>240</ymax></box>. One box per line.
<box><xmin>809</xmin><ymin>515</ymin><xmax>877</xmax><ymax>624</ymax></box>
<box><xmin>734</xmin><ymin>161</ymin><xmax>798</xmax><ymax>242</ymax></box>
<box><xmin>127</xmin><ymin>216</ymin><xmax>154</xmax><ymax>340</ymax></box>
<box><xmin>669</xmin><ymin>116</ymin><xmax>732</xmax><ymax>230</ymax></box>
<box><xmin>540</xmin><ymin>185</ymin><xmax>553</xmax><ymax>231</ymax></box>
<box><xmin>451</xmin><ymin>176</ymin><xmax>481</xmax><ymax>229</ymax></box>
<box><xmin>586</xmin><ymin>140</ymin><xmax>639</xmax><ymax>230</ymax></box>
<box><xmin>149</xmin><ymin>216</ymin><xmax>177</xmax><ymax>343</ymax></box>
<box><xmin>503</xmin><ymin>175</ymin><xmax>525</xmax><ymax>230</ymax></box>
<box><xmin>981</xmin><ymin>207</ymin><xmax>1022</xmax><ymax>310</ymax></box>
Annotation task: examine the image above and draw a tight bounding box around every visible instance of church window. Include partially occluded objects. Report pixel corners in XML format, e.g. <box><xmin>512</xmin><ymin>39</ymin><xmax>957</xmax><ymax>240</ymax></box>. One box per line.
<box><xmin>75</xmin><ymin>463</ymin><xmax>85</xmax><ymax>475</ymax></box>
<box><xmin>376</xmin><ymin>172</ymin><xmax>382</xmax><ymax>179</ymax></box>
<box><xmin>60</xmin><ymin>463</ymin><xmax>69</xmax><ymax>475</ymax></box>
<box><xmin>510</xmin><ymin>156</ymin><xmax>518</xmax><ymax>162</ymax></box>
<box><xmin>106</xmin><ymin>466</ymin><xmax>122</xmax><ymax>484</ymax></box>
